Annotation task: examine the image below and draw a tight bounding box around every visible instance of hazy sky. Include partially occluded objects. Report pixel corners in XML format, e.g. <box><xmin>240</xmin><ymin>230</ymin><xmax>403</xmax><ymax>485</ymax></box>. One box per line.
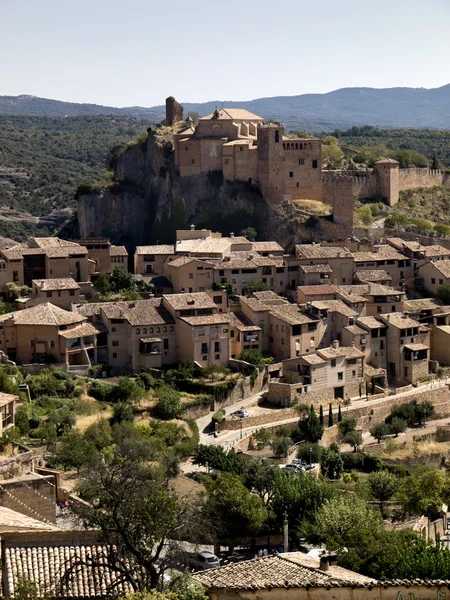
<box><xmin>2</xmin><ymin>0</ymin><xmax>450</xmax><ymax>107</ymax></box>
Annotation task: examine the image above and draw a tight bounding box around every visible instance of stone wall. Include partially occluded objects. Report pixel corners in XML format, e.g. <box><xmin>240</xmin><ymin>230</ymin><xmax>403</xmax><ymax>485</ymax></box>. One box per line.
<box><xmin>267</xmin><ymin>379</ymin><xmax>364</xmax><ymax>406</ymax></box>
<box><xmin>183</xmin><ymin>368</ymin><xmax>267</xmax><ymax>420</ymax></box>
<box><xmin>0</xmin><ymin>475</ymin><xmax>57</xmax><ymax>524</ymax></box>
<box><xmin>398</xmin><ymin>168</ymin><xmax>450</xmax><ymax>192</ymax></box>
<box><xmin>218</xmin><ymin>407</ymin><xmax>299</xmax><ymax>431</ymax></box>
<box><xmin>212</xmin><ymin>583</ymin><xmax>450</xmax><ymax>600</ymax></box>
<box><xmin>0</xmin><ymin>446</ymin><xmax>34</xmax><ymax>478</ymax></box>
<box><xmin>165</xmin><ymin>97</ymin><xmax>183</xmax><ymax>126</ymax></box>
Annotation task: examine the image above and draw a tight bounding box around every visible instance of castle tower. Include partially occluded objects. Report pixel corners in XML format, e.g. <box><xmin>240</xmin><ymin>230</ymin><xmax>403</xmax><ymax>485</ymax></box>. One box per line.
<box><xmin>257</xmin><ymin>124</ymin><xmax>285</xmax><ymax>205</ymax></box>
<box><xmin>165</xmin><ymin>96</ymin><xmax>184</xmax><ymax>126</ymax></box>
<box><xmin>375</xmin><ymin>159</ymin><xmax>400</xmax><ymax>206</ymax></box>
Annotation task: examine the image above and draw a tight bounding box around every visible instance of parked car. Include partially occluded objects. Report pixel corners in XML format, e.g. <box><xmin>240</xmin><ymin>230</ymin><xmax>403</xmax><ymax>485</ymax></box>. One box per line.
<box><xmin>233</xmin><ymin>409</ymin><xmax>249</xmax><ymax>418</ymax></box>
<box><xmin>282</xmin><ymin>464</ymin><xmax>305</xmax><ymax>474</ymax></box>
<box><xmin>189</xmin><ymin>551</ymin><xmax>221</xmax><ymax>571</ymax></box>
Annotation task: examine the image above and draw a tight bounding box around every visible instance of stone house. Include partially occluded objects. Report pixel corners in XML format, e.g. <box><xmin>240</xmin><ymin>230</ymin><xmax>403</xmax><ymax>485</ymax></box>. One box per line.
<box><xmin>298</xmin><ymin>263</ymin><xmax>334</xmax><ymax>286</ymax></box>
<box><xmin>0</xmin><ymin>303</ymin><xmax>100</xmax><ymax>372</ymax></box>
<box><xmin>337</xmin><ymin>283</ymin><xmax>405</xmax><ymax>317</ymax></box>
<box><xmin>28</xmin><ymin>278</ymin><xmax>81</xmax><ymax>310</ymax></box>
<box><xmin>0</xmin><ymin>393</ymin><xmax>17</xmax><ymax>437</ymax></box>
<box><xmin>267</xmin><ymin>304</ymin><xmax>319</xmax><ymax>361</ymax></box>
<box><xmin>357</xmin><ymin>316</ymin><xmax>388</xmax><ymax>373</ymax></box>
<box><xmin>134</xmin><ymin>244</ymin><xmax>175</xmax><ymax>276</ymax></box>
<box><xmin>295</xmin><ymin>245</ymin><xmax>355</xmax><ymax>286</ymax></box>
<box><xmin>0</xmin><ymin>238</ymin><xmax>90</xmax><ymax>291</ymax></box>
<box><xmin>417</xmin><ymin>259</ymin><xmax>450</xmax><ymax>296</ymax></box>
<box><xmin>193</xmin><ymin>551</ymin><xmax>448</xmax><ymax>600</ymax></box>
<box><xmin>165</xmin><ymin>256</ymin><xmax>215</xmax><ymax>293</ymax></box>
<box><xmin>228</xmin><ymin>312</ymin><xmax>262</xmax><ymax>357</ymax></box>
<box><xmin>268</xmin><ymin>341</ymin><xmax>365</xmax><ymax>404</ymax></box>
<box><xmin>352</xmin><ymin>244</ymin><xmax>409</xmax><ymax>287</ymax></box>
<box><xmin>379</xmin><ymin>312</ymin><xmax>429</xmax><ymax>384</ymax></box>
<box><xmin>297</xmin><ymin>284</ymin><xmax>337</xmax><ymax>305</ymax></box>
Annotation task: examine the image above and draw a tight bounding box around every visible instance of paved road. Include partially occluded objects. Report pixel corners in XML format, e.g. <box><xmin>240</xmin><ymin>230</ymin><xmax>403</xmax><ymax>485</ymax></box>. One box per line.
<box><xmin>181</xmin><ymin>379</ymin><xmax>450</xmax><ymax>472</ymax></box>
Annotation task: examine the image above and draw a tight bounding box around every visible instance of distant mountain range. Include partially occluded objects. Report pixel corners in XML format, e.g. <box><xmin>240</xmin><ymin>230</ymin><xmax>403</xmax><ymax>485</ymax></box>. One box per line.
<box><xmin>2</xmin><ymin>85</ymin><xmax>450</xmax><ymax>130</ymax></box>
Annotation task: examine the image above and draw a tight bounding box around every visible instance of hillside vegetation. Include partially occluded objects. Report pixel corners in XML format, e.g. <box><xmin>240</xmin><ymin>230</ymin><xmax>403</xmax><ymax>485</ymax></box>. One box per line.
<box><xmin>328</xmin><ymin>126</ymin><xmax>450</xmax><ymax>166</ymax></box>
<box><xmin>355</xmin><ymin>187</ymin><xmax>450</xmax><ymax>237</ymax></box>
<box><xmin>0</xmin><ymin>115</ymin><xmax>150</xmax><ymax>227</ymax></box>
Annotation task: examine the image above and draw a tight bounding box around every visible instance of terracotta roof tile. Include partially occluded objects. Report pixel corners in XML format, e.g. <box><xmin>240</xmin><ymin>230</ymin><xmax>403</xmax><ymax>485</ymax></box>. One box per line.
<box><xmin>296</xmin><ymin>245</ymin><xmax>354</xmax><ymax>260</ymax></box>
<box><xmin>8</xmin><ymin>304</ymin><xmax>85</xmax><ymax>327</ymax></box>
<box><xmin>135</xmin><ymin>245</ymin><xmax>175</xmax><ymax>255</ymax></box>
<box><xmin>4</xmin><ymin>544</ymin><xmax>134</xmax><ymax>598</ymax></box>
<box><xmin>354</xmin><ymin>270</ymin><xmax>392</xmax><ymax>282</ymax></box>
<box><xmin>33</xmin><ymin>278</ymin><xmax>80</xmax><ymax>292</ymax></box>
<box><xmin>109</xmin><ymin>246</ymin><xmax>128</xmax><ymax>256</ymax></box>
<box><xmin>298</xmin><ymin>285</ymin><xmax>337</xmax><ymax>296</ymax></box>
<box><xmin>163</xmin><ymin>292</ymin><xmax>217</xmax><ymax>311</ymax></box>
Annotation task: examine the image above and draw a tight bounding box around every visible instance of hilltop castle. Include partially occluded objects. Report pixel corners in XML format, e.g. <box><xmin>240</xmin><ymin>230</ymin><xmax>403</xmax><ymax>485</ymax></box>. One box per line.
<box><xmin>167</xmin><ymin>96</ymin><xmax>449</xmax><ymax>217</ymax></box>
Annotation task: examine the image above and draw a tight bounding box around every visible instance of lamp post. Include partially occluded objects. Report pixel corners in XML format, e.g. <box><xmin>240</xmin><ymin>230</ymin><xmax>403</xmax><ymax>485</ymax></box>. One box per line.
<box><xmin>240</xmin><ymin>416</ymin><xmax>244</xmax><ymax>440</ymax></box>
<box><xmin>309</xmin><ymin>447</ymin><xmax>312</xmax><ymax>468</ymax></box>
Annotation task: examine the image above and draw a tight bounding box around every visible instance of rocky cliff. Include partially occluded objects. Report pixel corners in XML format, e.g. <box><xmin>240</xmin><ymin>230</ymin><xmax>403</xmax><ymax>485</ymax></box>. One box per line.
<box><xmin>77</xmin><ymin>129</ymin><xmax>348</xmax><ymax>251</ymax></box>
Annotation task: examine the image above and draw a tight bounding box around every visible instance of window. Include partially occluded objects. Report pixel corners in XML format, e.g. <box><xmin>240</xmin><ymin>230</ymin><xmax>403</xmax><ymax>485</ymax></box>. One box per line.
<box><xmin>113</xmin><ymin>353</ymin><xmax>117</xmax><ymax>359</ymax></box>
<box><xmin>169</xmin><ymin>326</ymin><xmax>173</xmax><ymax>332</ymax></box>
<box><xmin>380</xmin><ymin>340</ymin><xmax>384</xmax><ymax>350</ymax></box>
<box><xmin>338</xmin><ymin>372</ymin><xmax>343</xmax><ymax>381</ymax></box>
<box><xmin>298</xmin><ymin>158</ymin><xmax>305</xmax><ymax>165</ymax></box>
<box><xmin>331</xmin><ymin>359</ymin><xmax>336</xmax><ymax>367</ymax></box>
<box><xmin>281</xmin><ymin>339</ymin><xmax>285</xmax><ymax>345</ymax></box>
<box><xmin>143</xmin><ymin>328</ymin><xmax>147</xmax><ymax>334</ymax></box>
<box><xmin>214</xmin><ymin>341</ymin><xmax>220</xmax><ymax>353</ymax></box>
<box><xmin>392</xmin><ymin>305</ymin><xmax>396</xmax><ymax>312</ymax></box>
<box><xmin>440</xmin><ymin>279</ymin><xmax>444</xmax><ymax>285</ymax></box>
<box><xmin>163</xmin><ymin>339</ymin><xmax>169</xmax><ymax>350</ymax></box>
<box><xmin>69</xmin><ymin>290</ymin><xmax>75</xmax><ymax>296</ymax></box>
<box><xmin>312</xmin><ymin>159</ymin><xmax>318</xmax><ymax>169</ymax></box>
<box><xmin>201</xmin><ymin>342</ymin><xmax>208</xmax><ymax>355</ymax></box>
<box><xmin>189</xmin><ymin>273</ymin><xmax>193</xmax><ymax>279</ymax></box>
<box><xmin>46</xmin><ymin>291</ymin><xmax>52</xmax><ymax>298</ymax></box>
<box><xmin>112</xmin><ymin>341</ymin><xmax>119</xmax><ymax>347</ymax></box>
<box><xmin>191</xmin><ymin>159</ymin><xmax>195</xmax><ymax>164</ymax></box>
<box><xmin>377</xmin><ymin>306</ymin><xmax>382</xmax><ymax>313</ymax></box>
<box><xmin>289</xmin><ymin>171</ymin><xmax>294</xmax><ymax>178</ymax></box>
<box><xmin>13</xmin><ymin>271</ymin><xmax>18</xmax><ymax>283</ymax></box>
<box><xmin>112</xmin><ymin>327</ymin><xmax>116</xmax><ymax>333</ymax></box>
<box><xmin>136</xmin><ymin>328</ymin><xmax>140</xmax><ymax>334</ymax></box>
<box><xmin>240</xmin><ymin>146</ymin><xmax>244</xmax><ymax>151</ymax></box>
<box><xmin>352</xmin><ymin>370</ymin><xmax>356</xmax><ymax>377</ymax></box>
<box><xmin>275</xmin><ymin>130</ymin><xmax>279</xmax><ymax>143</ymax></box>
<box><xmin>432</xmin><ymin>278</ymin><xmax>436</xmax><ymax>284</ymax></box>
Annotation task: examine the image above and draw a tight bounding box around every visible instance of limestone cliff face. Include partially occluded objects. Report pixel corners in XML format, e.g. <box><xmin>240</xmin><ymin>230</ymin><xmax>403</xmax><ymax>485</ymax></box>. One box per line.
<box><xmin>77</xmin><ymin>130</ymin><xmax>347</xmax><ymax>251</ymax></box>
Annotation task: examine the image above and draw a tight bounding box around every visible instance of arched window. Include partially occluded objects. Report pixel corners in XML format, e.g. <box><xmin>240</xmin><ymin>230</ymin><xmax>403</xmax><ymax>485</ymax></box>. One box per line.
<box><xmin>300</xmin><ymin>143</ymin><xmax>303</xmax><ymax>150</ymax></box>
<box><xmin>295</xmin><ymin>143</ymin><xmax>298</xmax><ymax>149</ymax></box>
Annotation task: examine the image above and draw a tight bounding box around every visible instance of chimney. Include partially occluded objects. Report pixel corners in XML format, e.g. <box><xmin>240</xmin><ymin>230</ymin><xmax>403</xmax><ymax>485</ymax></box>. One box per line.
<box><xmin>332</xmin><ymin>339</ymin><xmax>339</xmax><ymax>349</ymax></box>
<box><xmin>190</xmin><ymin>224</ymin><xmax>195</xmax><ymax>231</ymax></box>
<box><xmin>230</xmin><ymin>232</ymin><xmax>235</xmax><ymax>238</ymax></box>
<box><xmin>319</xmin><ymin>555</ymin><xmax>330</xmax><ymax>571</ymax></box>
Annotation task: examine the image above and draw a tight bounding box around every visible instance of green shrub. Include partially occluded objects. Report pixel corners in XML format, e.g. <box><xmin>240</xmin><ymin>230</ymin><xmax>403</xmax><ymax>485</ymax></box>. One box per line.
<box><xmin>434</xmin><ymin>223</ymin><xmax>450</xmax><ymax>237</ymax></box>
<box><xmin>357</xmin><ymin>206</ymin><xmax>373</xmax><ymax>225</ymax></box>
<box><xmin>271</xmin><ymin>436</ymin><xmax>290</xmax><ymax>458</ymax></box>
<box><xmin>385</xmin><ymin>211</ymin><xmax>410</xmax><ymax>228</ymax></box>
<box><xmin>155</xmin><ymin>386</ymin><xmax>182</xmax><ymax>420</ymax></box>
<box><xmin>411</xmin><ymin>217</ymin><xmax>433</xmax><ymax>233</ymax></box>
<box><xmin>212</xmin><ymin>409</ymin><xmax>226</xmax><ymax>423</ymax></box>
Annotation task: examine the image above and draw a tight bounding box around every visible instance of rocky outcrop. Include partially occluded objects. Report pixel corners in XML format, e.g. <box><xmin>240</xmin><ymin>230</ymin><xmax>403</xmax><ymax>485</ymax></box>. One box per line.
<box><xmin>77</xmin><ymin>129</ymin><xmax>349</xmax><ymax>251</ymax></box>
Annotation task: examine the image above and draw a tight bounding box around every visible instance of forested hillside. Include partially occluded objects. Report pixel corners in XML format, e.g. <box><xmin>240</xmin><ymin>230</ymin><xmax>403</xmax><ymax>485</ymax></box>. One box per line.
<box><xmin>328</xmin><ymin>126</ymin><xmax>450</xmax><ymax>166</ymax></box>
<box><xmin>0</xmin><ymin>115</ymin><xmax>150</xmax><ymax>238</ymax></box>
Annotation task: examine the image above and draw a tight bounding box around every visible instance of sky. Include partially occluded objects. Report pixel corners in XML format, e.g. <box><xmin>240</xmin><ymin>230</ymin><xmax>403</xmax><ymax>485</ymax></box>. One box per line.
<box><xmin>1</xmin><ymin>0</ymin><xmax>450</xmax><ymax>108</ymax></box>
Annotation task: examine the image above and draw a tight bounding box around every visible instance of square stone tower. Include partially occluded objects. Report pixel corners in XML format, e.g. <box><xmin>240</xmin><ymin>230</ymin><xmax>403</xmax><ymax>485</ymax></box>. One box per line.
<box><xmin>375</xmin><ymin>159</ymin><xmax>400</xmax><ymax>206</ymax></box>
<box><xmin>257</xmin><ymin>124</ymin><xmax>285</xmax><ymax>205</ymax></box>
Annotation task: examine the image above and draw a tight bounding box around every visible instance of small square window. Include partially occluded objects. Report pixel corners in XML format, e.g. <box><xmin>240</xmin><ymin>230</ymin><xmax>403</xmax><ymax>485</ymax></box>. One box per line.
<box><xmin>338</xmin><ymin>372</ymin><xmax>343</xmax><ymax>381</ymax></box>
<box><xmin>289</xmin><ymin>171</ymin><xmax>294</xmax><ymax>178</ymax></box>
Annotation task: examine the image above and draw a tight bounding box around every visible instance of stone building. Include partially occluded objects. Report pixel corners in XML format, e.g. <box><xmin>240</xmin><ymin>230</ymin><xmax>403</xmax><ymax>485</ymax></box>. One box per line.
<box><xmin>173</xmin><ymin>106</ymin><xmax>322</xmax><ymax>205</ymax></box>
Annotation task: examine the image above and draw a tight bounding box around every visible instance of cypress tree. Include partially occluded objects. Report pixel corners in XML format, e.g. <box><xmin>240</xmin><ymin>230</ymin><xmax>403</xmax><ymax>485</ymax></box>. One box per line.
<box><xmin>319</xmin><ymin>405</ymin><xmax>324</xmax><ymax>427</ymax></box>
<box><xmin>338</xmin><ymin>404</ymin><xmax>342</xmax><ymax>422</ymax></box>
<box><xmin>328</xmin><ymin>403</ymin><xmax>333</xmax><ymax>428</ymax></box>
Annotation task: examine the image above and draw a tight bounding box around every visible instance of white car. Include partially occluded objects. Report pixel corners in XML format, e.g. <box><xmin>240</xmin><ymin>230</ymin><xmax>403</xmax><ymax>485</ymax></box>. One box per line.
<box><xmin>233</xmin><ymin>409</ymin><xmax>249</xmax><ymax>418</ymax></box>
<box><xmin>189</xmin><ymin>551</ymin><xmax>220</xmax><ymax>571</ymax></box>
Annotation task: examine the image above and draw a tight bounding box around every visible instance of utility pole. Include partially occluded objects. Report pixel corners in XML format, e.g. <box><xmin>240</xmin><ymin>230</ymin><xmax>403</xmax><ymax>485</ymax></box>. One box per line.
<box><xmin>283</xmin><ymin>511</ymin><xmax>289</xmax><ymax>553</ymax></box>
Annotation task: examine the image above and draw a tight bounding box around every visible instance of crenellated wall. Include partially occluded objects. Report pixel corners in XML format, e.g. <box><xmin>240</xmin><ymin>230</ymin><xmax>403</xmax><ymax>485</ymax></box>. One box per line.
<box><xmin>398</xmin><ymin>168</ymin><xmax>450</xmax><ymax>191</ymax></box>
